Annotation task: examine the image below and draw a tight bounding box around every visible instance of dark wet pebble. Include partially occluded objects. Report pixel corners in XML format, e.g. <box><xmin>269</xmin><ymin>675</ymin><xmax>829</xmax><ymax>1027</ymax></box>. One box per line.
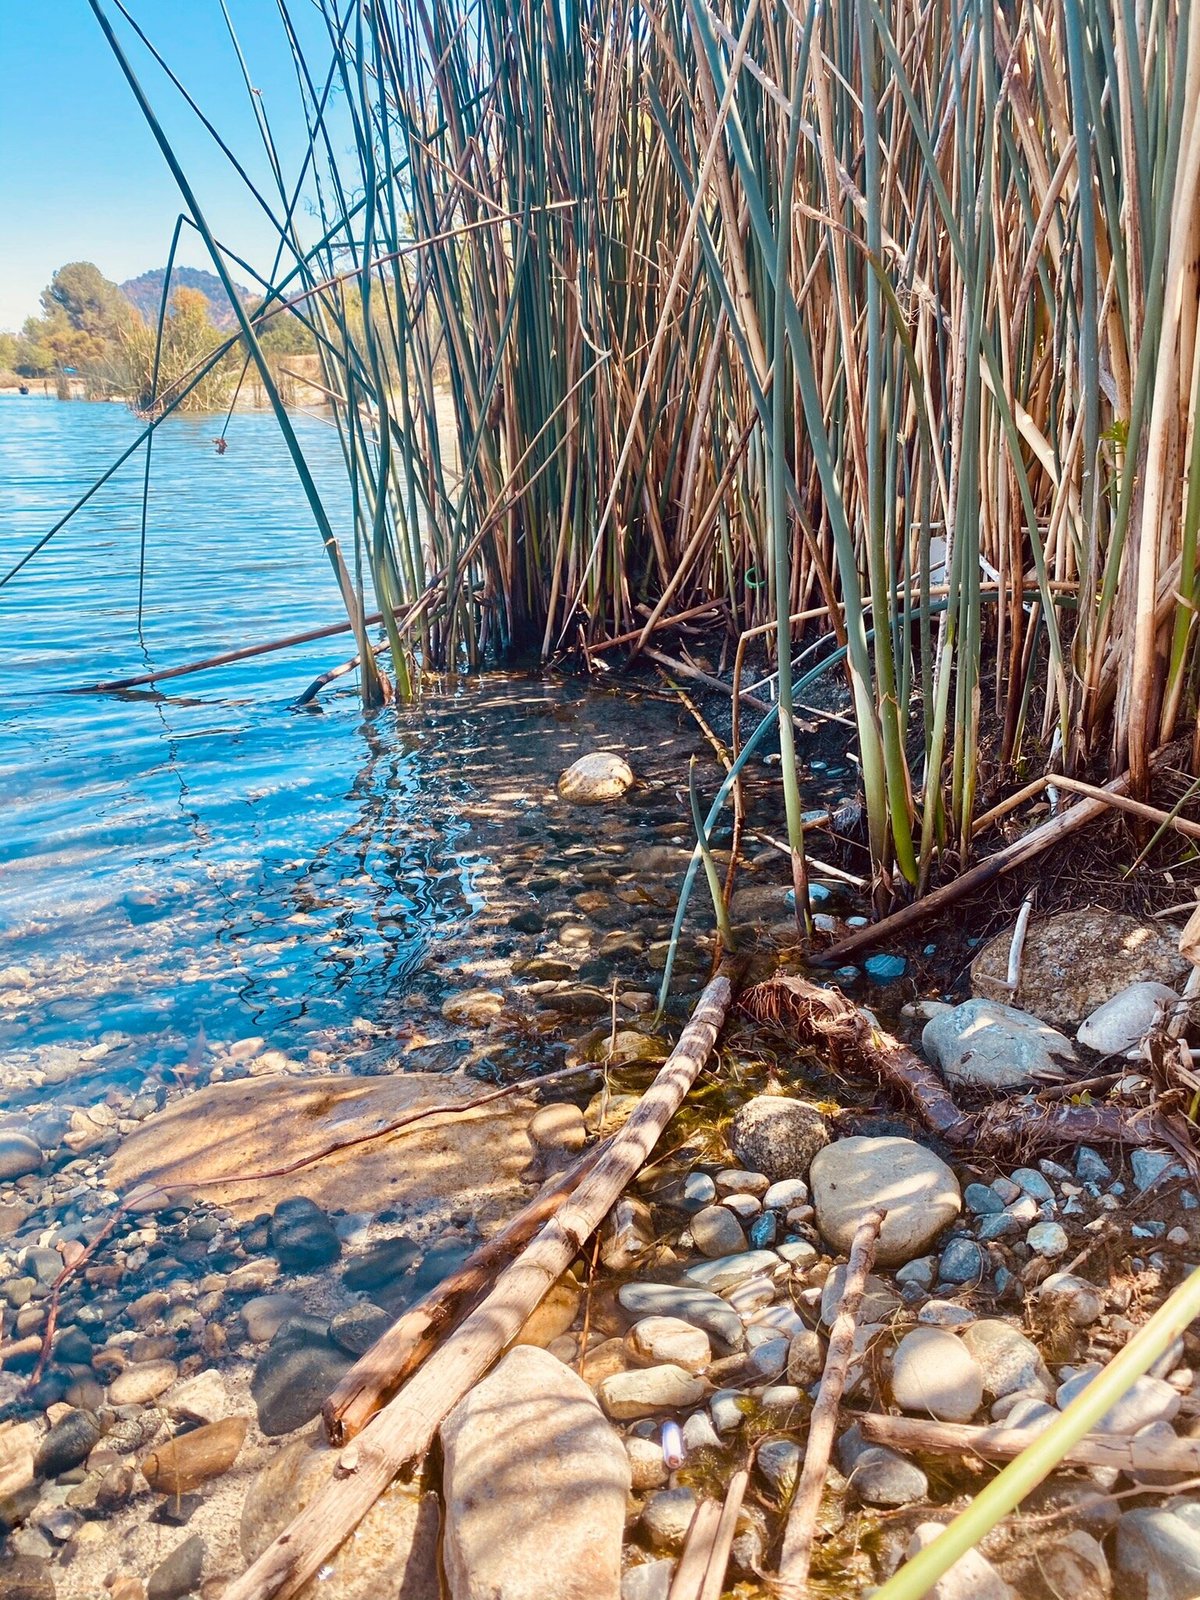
<box><xmin>341</xmin><ymin>1235</ymin><xmax>421</xmax><ymax>1292</ymax></box>
<box><xmin>34</xmin><ymin>1410</ymin><xmax>99</xmax><ymax>1479</ymax></box>
<box><xmin>508</xmin><ymin>909</ymin><xmax>545</xmax><ymax>933</ymax></box>
<box><xmin>409</xmin><ymin>1239</ymin><xmax>473</xmax><ymax>1299</ymax></box>
<box><xmin>269</xmin><ymin>1197</ymin><xmax>341</xmax><ymax>1272</ymax></box>
<box><xmin>251</xmin><ymin>1327</ymin><xmax>352</xmax><ymax>1437</ymax></box>
<box><xmin>147</xmin><ymin>1533</ymin><xmax>205</xmax><ymax>1600</ymax></box>
<box><xmin>152</xmin><ymin>1493</ymin><xmax>204</xmax><ymax>1527</ymax></box>
<box><xmin>939</xmin><ymin>1237</ymin><xmax>986</xmax><ymax>1285</ymax></box>
<box><xmin>53</xmin><ymin>1328</ymin><xmax>93</xmax><ymax>1365</ymax></box>
<box><xmin>329</xmin><ymin>1301</ymin><xmax>394</xmax><ymax>1356</ymax></box>
<box><xmin>23</xmin><ymin>1250</ymin><xmax>62</xmax><ymax>1289</ymax></box>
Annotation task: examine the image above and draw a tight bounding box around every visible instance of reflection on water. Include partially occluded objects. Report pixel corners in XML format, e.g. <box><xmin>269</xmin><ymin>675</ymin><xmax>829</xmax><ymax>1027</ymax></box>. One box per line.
<box><xmin>0</xmin><ymin>397</ymin><xmax>708</xmax><ymax>1113</ymax></box>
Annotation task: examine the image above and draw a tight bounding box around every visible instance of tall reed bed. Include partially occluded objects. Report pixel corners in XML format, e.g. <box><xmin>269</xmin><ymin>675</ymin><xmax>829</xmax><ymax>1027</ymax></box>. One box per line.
<box><xmin>90</xmin><ymin>0</ymin><xmax>1200</xmax><ymax>892</ymax></box>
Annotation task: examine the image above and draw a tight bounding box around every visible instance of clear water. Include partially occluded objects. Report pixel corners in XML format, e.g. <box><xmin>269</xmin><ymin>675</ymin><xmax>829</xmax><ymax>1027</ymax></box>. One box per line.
<box><xmin>0</xmin><ymin>397</ymin><xmax>712</xmax><ymax>1114</ymax></box>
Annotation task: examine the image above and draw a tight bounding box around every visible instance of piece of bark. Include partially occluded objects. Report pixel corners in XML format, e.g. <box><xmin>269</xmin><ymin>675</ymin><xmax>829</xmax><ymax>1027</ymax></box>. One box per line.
<box><xmin>776</xmin><ymin>1209</ymin><xmax>883</xmax><ymax>1597</ymax></box>
<box><xmin>742</xmin><ymin>973</ymin><xmax>1160</xmax><ymax>1156</ymax></box>
<box><xmin>221</xmin><ymin>972</ymin><xmax>734</xmax><ymax>1600</ymax></box>
<box><xmin>857</xmin><ymin>1412</ymin><xmax>1200</xmax><ymax>1473</ymax></box>
<box><xmin>698</xmin><ymin>1469</ymin><xmax>749</xmax><ymax>1600</ymax></box>
<box><xmin>667</xmin><ymin>1499</ymin><xmax>723</xmax><ymax>1600</ymax></box>
<box><xmin>324</xmin><ymin>1139</ymin><xmax>610</xmax><ymax>1443</ymax></box>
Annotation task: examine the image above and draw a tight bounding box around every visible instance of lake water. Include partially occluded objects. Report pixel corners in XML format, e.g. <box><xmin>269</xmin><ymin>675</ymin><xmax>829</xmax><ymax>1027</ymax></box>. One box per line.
<box><xmin>0</xmin><ymin>397</ymin><xmax>714</xmax><ymax>1118</ymax></box>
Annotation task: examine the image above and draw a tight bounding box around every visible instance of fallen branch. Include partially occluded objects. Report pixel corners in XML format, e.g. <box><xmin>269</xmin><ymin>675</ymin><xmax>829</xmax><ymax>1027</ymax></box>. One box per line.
<box><xmin>223</xmin><ymin>972</ymin><xmax>734</xmax><ymax>1600</ymax></box>
<box><xmin>324</xmin><ymin>1139</ymin><xmax>610</xmax><ymax>1443</ymax></box>
<box><xmin>699</xmin><ymin>1468</ymin><xmax>749</xmax><ymax>1600</ymax></box>
<box><xmin>668</xmin><ymin>1499</ymin><xmax>724</xmax><ymax>1600</ymax></box>
<box><xmin>858</xmin><ymin>1412</ymin><xmax>1200</xmax><ymax>1474</ymax></box>
<box><xmin>821</xmin><ymin>767</ymin><xmax>1138</xmax><ymax>961</ymax></box>
<box><xmin>743</xmin><ymin>973</ymin><xmax>1161</xmax><ymax>1156</ymax></box>
<box><xmin>777</xmin><ymin>1209</ymin><xmax>883</xmax><ymax>1597</ymax></box>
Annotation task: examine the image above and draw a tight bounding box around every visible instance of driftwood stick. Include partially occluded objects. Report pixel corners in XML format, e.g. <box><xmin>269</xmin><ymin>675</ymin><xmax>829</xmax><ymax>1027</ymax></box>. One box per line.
<box><xmin>821</xmin><ymin>768</ymin><xmax>1138</xmax><ymax>961</ymax></box>
<box><xmin>857</xmin><ymin>1412</ymin><xmax>1200</xmax><ymax>1473</ymax></box>
<box><xmin>223</xmin><ymin>973</ymin><xmax>733</xmax><ymax>1600</ymax></box>
<box><xmin>777</xmin><ymin>1209</ymin><xmax>884</xmax><ymax>1597</ymax></box>
<box><xmin>668</xmin><ymin>1499</ymin><xmax>724</xmax><ymax>1600</ymax></box>
<box><xmin>743</xmin><ymin>973</ymin><xmax>1159</xmax><ymax>1156</ymax></box>
<box><xmin>324</xmin><ymin>1139</ymin><xmax>610</xmax><ymax>1443</ymax></box>
<box><xmin>699</xmin><ymin>1468</ymin><xmax>749</xmax><ymax>1600</ymax></box>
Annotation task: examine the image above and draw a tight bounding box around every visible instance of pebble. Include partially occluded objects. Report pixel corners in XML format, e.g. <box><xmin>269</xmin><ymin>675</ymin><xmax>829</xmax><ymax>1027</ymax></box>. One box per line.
<box><xmin>34</xmin><ymin>1409</ymin><xmax>100</xmax><ymax>1478</ymax></box>
<box><xmin>787</xmin><ymin>1331</ymin><xmax>825</xmax><ymax>1387</ymax></box>
<box><xmin>681</xmin><ymin>1251</ymin><xmax>780</xmax><ymax>1293</ymax></box>
<box><xmin>0</xmin><ymin>1133</ymin><xmax>43</xmax><ymax>1182</ymax></box>
<box><xmin>1012</xmin><ymin>1167</ymin><xmax>1056</xmax><ymax>1202</ymax></box>
<box><xmin>865</xmin><ymin>953</ymin><xmax>907</xmax><ymax>981</ymax></box>
<box><xmin>641</xmin><ymin>1487</ymin><xmax>697</xmax><ymax>1550</ymax></box>
<box><xmin>1056</xmin><ymin>1365</ymin><xmax>1181</xmax><ymax>1434</ymax></box>
<box><xmin>714</xmin><ymin>1170</ymin><xmax>769</xmax><ymax>1197</ymax></box>
<box><xmin>328</xmin><ymin>1301</ymin><xmax>394</xmax><ymax>1357</ymax></box>
<box><xmin>923</xmin><ymin>999</ymin><xmax>1074</xmax><ymax>1089</ymax></box>
<box><xmin>836</xmin><ymin>1425</ymin><xmax>928</xmax><ymax>1507</ymax></box>
<box><xmin>977</xmin><ymin>1213</ymin><xmax>1020</xmax><ymax>1241</ymax></box>
<box><xmin>918</xmin><ymin>1301</ymin><xmax>976</xmax><ymax>1327</ymax></box>
<box><xmin>146</xmin><ymin>1534</ymin><xmax>204</xmax><ymax>1600</ymax></box>
<box><xmin>776</xmin><ymin>1239</ymin><xmax>818</xmax><ymax>1267</ymax></box>
<box><xmin>1038</xmin><ymin>1271</ymin><xmax>1104</xmax><ymax>1326</ymax></box>
<box><xmin>810</xmin><ymin>1136</ymin><xmax>961</xmax><ymax>1266</ymax></box>
<box><xmin>628</xmin><ymin>1318</ymin><xmax>710</xmax><ymax>1374</ymax></box>
<box><xmin>251</xmin><ymin>1325</ymin><xmax>353</xmax><ymax>1436</ymax></box>
<box><xmin>528</xmin><ymin>1103</ymin><xmax>586</xmax><ymax>1156</ymax></box>
<box><xmin>1076</xmin><ymin>981</ymin><xmax>1180</xmax><ymax>1055</ymax></box>
<box><xmin>140</xmin><ymin>1417</ymin><xmax>249</xmax><ymax>1495</ymax></box>
<box><xmin>108</xmin><ymin>1359</ymin><xmax>178</xmax><ymax>1407</ymax></box>
<box><xmin>749</xmin><ymin>1214</ymin><xmax>777</xmax><ymax>1249</ymax></box>
<box><xmin>1076</xmin><ymin>1147</ymin><xmax>1112</xmax><ymax>1184</ymax></box>
<box><xmin>757</xmin><ymin>1438</ymin><xmax>801</xmax><ymax>1500</ymax></box>
<box><xmin>1000</xmin><ymin>1397</ymin><xmax>1058</xmax><ymax>1433</ymax></box>
<box><xmin>690</xmin><ymin>1206</ymin><xmax>747</xmax><ymax>1259</ymax></box>
<box><xmin>820</xmin><ymin>1267</ymin><xmax>900</xmax><ymax>1328</ymax></box>
<box><xmin>1027</xmin><ymin>1221</ymin><xmax>1070</xmax><ymax>1258</ymax></box>
<box><xmin>722</xmin><ymin>1193</ymin><xmax>761</xmax><ymax>1221</ymax></box>
<box><xmin>1131</xmin><ymin>1149</ymin><xmax>1185</xmax><ymax>1192</ymax></box>
<box><xmin>891</xmin><ymin>1328</ymin><xmax>984</xmax><ymax>1422</ymax></box>
<box><xmin>964</xmin><ymin>1183</ymin><xmax>1004</xmax><ymax>1216</ymax></box>
<box><xmin>681</xmin><ymin>1174</ymin><xmax>716</xmax><ymax>1212</ymax></box>
<box><xmin>241</xmin><ymin>1293</ymin><xmax>303</xmax><ymax>1343</ymax></box>
<box><xmin>710</xmin><ymin>1390</ymin><xmax>746</xmax><ymax>1434</ymax></box>
<box><xmin>681</xmin><ymin>1411</ymin><xmax>721</xmax><ymax>1453</ymax></box>
<box><xmin>269</xmin><ymin>1196</ymin><xmax>341</xmax><ymax>1271</ymax></box>
<box><xmin>939</xmin><ymin>1238</ymin><xmax>986</xmax><ymax>1284</ymax></box>
<box><xmin>597</xmin><ymin>1365</ymin><xmax>707</xmax><ymax>1420</ymax></box>
<box><xmin>621</xmin><ymin>1560</ymin><xmax>674</xmax><ymax>1600</ymax></box>
<box><xmin>962</xmin><ymin>1320</ymin><xmax>1052</xmax><ymax>1399</ymax></box>
<box><xmin>895</xmin><ymin>1256</ymin><xmax>935</xmax><ymax>1289</ymax></box>
<box><xmin>728</xmin><ymin>1097</ymin><xmax>829</xmax><ymax>1184</ymax></box>
<box><xmin>617</xmin><ymin>1283</ymin><xmax>743</xmax><ymax>1351</ymax></box>
<box><xmin>907</xmin><ymin>1522</ymin><xmax>1014</xmax><ymax>1600</ymax></box>
<box><xmin>762</xmin><ymin>1179</ymin><xmax>808</xmax><ymax>1211</ymax></box>
<box><xmin>625</xmin><ymin>1436</ymin><xmax>669</xmax><ymax>1491</ymax></box>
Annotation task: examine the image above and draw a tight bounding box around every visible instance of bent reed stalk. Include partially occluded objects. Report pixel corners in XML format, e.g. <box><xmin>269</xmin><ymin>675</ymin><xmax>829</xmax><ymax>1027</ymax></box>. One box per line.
<box><xmin>71</xmin><ymin>0</ymin><xmax>1200</xmax><ymax>892</ymax></box>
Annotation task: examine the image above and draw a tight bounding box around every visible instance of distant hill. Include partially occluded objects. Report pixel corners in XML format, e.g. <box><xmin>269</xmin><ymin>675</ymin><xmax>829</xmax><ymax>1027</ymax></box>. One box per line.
<box><xmin>120</xmin><ymin>266</ymin><xmax>254</xmax><ymax>330</ymax></box>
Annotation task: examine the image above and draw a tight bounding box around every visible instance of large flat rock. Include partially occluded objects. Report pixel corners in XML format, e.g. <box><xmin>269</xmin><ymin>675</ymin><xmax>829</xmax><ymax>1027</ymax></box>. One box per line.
<box><xmin>440</xmin><ymin>1345</ymin><xmax>629</xmax><ymax>1600</ymax></box>
<box><xmin>109</xmin><ymin>1071</ymin><xmax>536</xmax><ymax>1226</ymax></box>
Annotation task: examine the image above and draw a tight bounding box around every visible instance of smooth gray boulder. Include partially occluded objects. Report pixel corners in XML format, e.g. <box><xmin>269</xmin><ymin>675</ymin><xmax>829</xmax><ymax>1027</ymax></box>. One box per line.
<box><xmin>441</xmin><ymin>1346</ymin><xmax>629</xmax><ymax>1600</ymax></box>
<box><xmin>1115</xmin><ymin>1504</ymin><xmax>1200</xmax><ymax>1600</ymax></box>
<box><xmin>923</xmin><ymin>998</ymin><xmax>1075</xmax><ymax>1089</ymax></box>
<box><xmin>810</xmin><ymin>1136</ymin><xmax>961</xmax><ymax>1266</ymax></box>
<box><xmin>891</xmin><ymin>1328</ymin><xmax>984</xmax><ymax>1422</ymax></box>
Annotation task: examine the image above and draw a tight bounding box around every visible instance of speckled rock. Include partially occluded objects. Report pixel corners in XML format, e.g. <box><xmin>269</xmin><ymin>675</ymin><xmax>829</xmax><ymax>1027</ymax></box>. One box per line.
<box><xmin>971</xmin><ymin>909</ymin><xmax>1190</xmax><ymax>1032</ymax></box>
<box><xmin>441</xmin><ymin>1346</ymin><xmax>628</xmax><ymax>1600</ymax></box>
<box><xmin>810</xmin><ymin>1137</ymin><xmax>961</xmax><ymax>1266</ymax></box>
<box><xmin>962</xmin><ymin>1320</ymin><xmax>1053</xmax><ymax>1400</ymax></box>
<box><xmin>728</xmin><ymin>1097</ymin><xmax>829</xmax><ymax>1184</ymax></box>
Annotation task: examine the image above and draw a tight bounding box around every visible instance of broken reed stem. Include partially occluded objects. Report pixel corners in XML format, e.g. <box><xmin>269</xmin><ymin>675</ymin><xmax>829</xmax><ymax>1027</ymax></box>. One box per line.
<box><xmin>668</xmin><ymin>1499</ymin><xmax>725</xmax><ymax>1600</ymax></box>
<box><xmin>223</xmin><ymin>973</ymin><xmax>734</xmax><ymax>1600</ymax></box>
<box><xmin>324</xmin><ymin>1141</ymin><xmax>610</xmax><ymax>1443</ymax></box>
<box><xmin>857</xmin><ymin>1413</ymin><xmax>1200</xmax><ymax>1474</ymax></box>
<box><xmin>776</xmin><ymin>1209</ymin><xmax>884</xmax><ymax>1597</ymax></box>
<box><xmin>698</xmin><ymin>1468</ymin><xmax>750</xmax><ymax>1600</ymax></box>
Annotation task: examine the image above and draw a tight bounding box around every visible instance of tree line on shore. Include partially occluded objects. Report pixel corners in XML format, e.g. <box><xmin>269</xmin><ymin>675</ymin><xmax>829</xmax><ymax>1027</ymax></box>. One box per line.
<box><xmin>0</xmin><ymin>260</ymin><xmax>313</xmax><ymax>412</ymax></box>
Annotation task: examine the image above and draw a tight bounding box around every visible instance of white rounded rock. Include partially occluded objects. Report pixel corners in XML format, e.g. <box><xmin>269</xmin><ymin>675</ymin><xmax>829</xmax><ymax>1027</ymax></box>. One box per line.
<box><xmin>1077</xmin><ymin>982</ymin><xmax>1180</xmax><ymax>1055</ymax></box>
<box><xmin>557</xmin><ymin>753</ymin><xmax>635</xmax><ymax>804</ymax></box>
<box><xmin>891</xmin><ymin>1328</ymin><xmax>984</xmax><ymax>1422</ymax></box>
<box><xmin>809</xmin><ymin>1136</ymin><xmax>961</xmax><ymax>1266</ymax></box>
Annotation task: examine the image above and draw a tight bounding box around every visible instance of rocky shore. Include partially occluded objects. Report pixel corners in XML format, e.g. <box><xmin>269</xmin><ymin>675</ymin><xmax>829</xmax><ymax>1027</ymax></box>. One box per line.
<box><xmin>2</xmin><ymin>745</ymin><xmax>1199</xmax><ymax>1599</ymax></box>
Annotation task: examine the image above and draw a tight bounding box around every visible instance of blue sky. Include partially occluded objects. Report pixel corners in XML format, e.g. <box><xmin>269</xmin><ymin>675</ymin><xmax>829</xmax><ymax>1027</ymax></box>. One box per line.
<box><xmin>0</xmin><ymin>3</ymin><xmax>334</xmax><ymax>330</ymax></box>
